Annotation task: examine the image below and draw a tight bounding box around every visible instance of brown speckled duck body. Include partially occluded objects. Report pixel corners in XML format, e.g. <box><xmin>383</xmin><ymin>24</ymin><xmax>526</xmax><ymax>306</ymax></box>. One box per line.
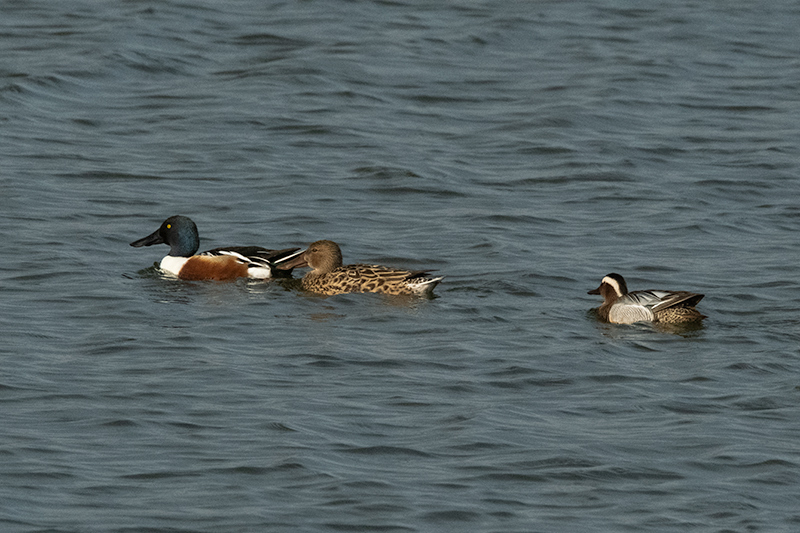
<box><xmin>588</xmin><ymin>273</ymin><xmax>705</xmax><ymax>325</ymax></box>
<box><xmin>276</xmin><ymin>240</ymin><xmax>443</xmax><ymax>297</ymax></box>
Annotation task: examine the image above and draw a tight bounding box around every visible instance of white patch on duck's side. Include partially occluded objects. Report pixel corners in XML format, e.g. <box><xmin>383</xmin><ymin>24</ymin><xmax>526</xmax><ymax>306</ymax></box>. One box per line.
<box><xmin>601</xmin><ymin>275</ymin><xmax>624</xmax><ymax>297</ymax></box>
<box><xmin>246</xmin><ymin>266</ymin><xmax>272</xmax><ymax>279</ymax></box>
<box><xmin>608</xmin><ymin>304</ymin><xmax>655</xmax><ymax>324</ymax></box>
<box><xmin>160</xmin><ymin>255</ymin><xmax>189</xmax><ymax>277</ymax></box>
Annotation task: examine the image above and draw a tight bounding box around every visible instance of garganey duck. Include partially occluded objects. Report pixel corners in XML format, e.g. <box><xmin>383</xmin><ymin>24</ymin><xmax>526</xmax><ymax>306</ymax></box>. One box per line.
<box><xmin>588</xmin><ymin>273</ymin><xmax>705</xmax><ymax>324</ymax></box>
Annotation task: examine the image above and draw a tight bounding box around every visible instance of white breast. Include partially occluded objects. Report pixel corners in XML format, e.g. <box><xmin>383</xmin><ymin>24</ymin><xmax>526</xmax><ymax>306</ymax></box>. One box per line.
<box><xmin>160</xmin><ymin>256</ymin><xmax>189</xmax><ymax>277</ymax></box>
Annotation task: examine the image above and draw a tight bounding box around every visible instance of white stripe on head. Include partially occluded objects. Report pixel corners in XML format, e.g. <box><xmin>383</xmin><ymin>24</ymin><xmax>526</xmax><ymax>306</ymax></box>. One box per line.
<box><xmin>601</xmin><ymin>275</ymin><xmax>624</xmax><ymax>297</ymax></box>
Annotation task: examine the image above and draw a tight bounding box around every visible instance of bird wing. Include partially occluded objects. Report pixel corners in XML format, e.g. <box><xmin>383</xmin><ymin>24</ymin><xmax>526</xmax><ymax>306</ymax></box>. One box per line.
<box><xmin>201</xmin><ymin>246</ymin><xmax>300</xmax><ymax>268</ymax></box>
<box><xmin>347</xmin><ymin>264</ymin><xmax>437</xmax><ymax>282</ymax></box>
<box><xmin>624</xmin><ymin>290</ymin><xmax>704</xmax><ymax>313</ymax></box>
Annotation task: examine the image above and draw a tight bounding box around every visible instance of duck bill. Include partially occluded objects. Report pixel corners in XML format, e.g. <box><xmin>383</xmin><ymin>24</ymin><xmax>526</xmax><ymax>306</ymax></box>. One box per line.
<box><xmin>130</xmin><ymin>229</ymin><xmax>164</xmax><ymax>248</ymax></box>
<box><xmin>587</xmin><ymin>286</ymin><xmax>601</xmax><ymax>295</ymax></box>
<box><xmin>274</xmin><ymin>248</ymin><xmax>308</xmax><ymax>270</ymax></box>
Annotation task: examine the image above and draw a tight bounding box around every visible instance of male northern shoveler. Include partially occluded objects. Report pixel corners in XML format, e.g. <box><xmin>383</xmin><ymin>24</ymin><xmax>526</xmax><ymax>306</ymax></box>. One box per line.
<box><xmin>588</xmin><ymin>273</ymin><xmax>706</xmax><ymax>324</ymax></box>
<box><xmin>275</xmin><ymin>239</ymin><xmax>443</xmax><ymax>297</ymax></box>
<box><xmin>130</xmin><ymin>215</ymin><xmax>299</xmax><ymax>281</ymax></box>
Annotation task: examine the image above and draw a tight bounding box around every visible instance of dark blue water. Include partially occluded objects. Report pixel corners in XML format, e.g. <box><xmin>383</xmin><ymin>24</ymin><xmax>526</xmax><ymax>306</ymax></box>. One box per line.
<box><xmin>2</xmin><ymin>1</ymin><xmax>800</xmax><ymax>531</ymax></box>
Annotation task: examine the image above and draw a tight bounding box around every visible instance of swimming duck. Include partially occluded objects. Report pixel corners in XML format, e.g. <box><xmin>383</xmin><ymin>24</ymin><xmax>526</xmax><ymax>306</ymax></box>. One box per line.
<box><xmin>130</xmin><ymin>215</ymin><xmax>299</xmax><ymax>281</ymax></box>
<box><xmin>275</xmin><ymin>239</ymin><xmax>443</xmax><ymax>296</ymax></box>
<box><xmin>588</xmin><ymin>273</ymin><xmax>705</xmax><ymax>324</ymax></box>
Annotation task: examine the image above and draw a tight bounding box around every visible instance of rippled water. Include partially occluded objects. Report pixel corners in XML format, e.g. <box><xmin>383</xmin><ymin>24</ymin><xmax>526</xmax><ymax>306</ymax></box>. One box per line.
<box><xmin>2</xmin><ymin>1</ymin><xmax>800</xmax><ymax>531</ymax></box>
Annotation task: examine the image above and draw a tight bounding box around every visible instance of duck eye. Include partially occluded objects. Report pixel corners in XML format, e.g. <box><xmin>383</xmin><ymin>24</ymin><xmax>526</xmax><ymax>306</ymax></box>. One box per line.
<box><xmin>166</xmin><ymin>224</ymin><xmax>172</xmax><ymax>229</ymax></box>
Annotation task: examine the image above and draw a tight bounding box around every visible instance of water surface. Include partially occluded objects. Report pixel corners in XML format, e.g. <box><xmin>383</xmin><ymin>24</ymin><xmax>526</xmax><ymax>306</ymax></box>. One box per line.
<box><xmin>2</xmin><ymin>1</ymin><xmax>799</xmax><ymax>531</ymax></box>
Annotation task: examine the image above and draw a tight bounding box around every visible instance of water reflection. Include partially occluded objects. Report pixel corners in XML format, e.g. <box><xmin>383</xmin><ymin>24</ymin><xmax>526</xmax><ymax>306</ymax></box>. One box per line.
<box><xmin>587</xmin><ymin>308</ymin><xmax>706</xmax><ymax>338</ymax></box>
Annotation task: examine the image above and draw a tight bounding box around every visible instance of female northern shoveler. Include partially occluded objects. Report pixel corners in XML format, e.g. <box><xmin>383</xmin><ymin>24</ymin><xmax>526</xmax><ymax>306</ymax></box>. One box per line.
<box><xmin>588</xmin><ymin>273</ymin><xmax>706</xmax><ymax>324</ymax></box>
<box><xmin>130</xmin><ymin>215</ymin><xmax>299</xmax><ymax>281</ymax></box>
<box><xmin>275</xmin><ymin>239</ymin><xmax>443</xmax><ymax>296</ymax></box>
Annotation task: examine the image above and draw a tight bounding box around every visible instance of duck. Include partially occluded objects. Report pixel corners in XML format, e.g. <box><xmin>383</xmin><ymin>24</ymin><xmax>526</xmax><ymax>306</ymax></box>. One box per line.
<box><xmin>588</xmin><ymin>273</ymin><xmax>705</xmax><ymax>324</ymax></box>
<box><xmin>275</xmin><ymin>239</ymin><xmax>443</xmax><ymax>296</ymax></box>
<box><xmin>130</xmin><ymin>215</ymin><xmax>299</xmax><ymax>281</ymax></box>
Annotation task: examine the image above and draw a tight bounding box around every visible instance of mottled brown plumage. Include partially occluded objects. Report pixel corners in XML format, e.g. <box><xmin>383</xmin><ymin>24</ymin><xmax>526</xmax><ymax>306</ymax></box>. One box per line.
<box><xmin>276</xmin><ymin>240</ymin><xmax>442</xmax><ymax>297</ymax></box>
